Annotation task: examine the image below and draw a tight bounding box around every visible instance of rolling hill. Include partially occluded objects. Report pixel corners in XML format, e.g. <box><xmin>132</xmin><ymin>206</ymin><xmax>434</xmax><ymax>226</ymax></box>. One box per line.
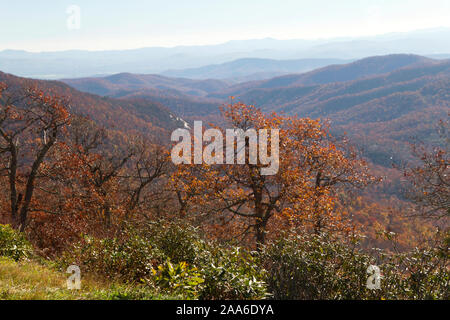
<box><xmin>61</xmin><ymin>73</ymin><xmax>226</xmax><ymax>121</ymax></box>
<box><xmin>1</xmin><ymin>55</ymin><xmax>447</xmax><ymax>254</ymax></box>
<box><xmin>0</xmin><ymin>72</ymin><xmax>186</xmax><ymax>138</ymax></box>
<box><xmin>62</xmin><ymin>73</ymin><xmax>230</xmax><ymax>98</ymax></box>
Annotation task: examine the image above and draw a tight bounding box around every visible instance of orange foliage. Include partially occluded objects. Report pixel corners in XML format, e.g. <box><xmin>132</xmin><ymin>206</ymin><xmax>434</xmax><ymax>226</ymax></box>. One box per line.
<box><xmin>170</xmin><ymin>102</ymin><xmax>375</xmax><ymax>249</ymax></box>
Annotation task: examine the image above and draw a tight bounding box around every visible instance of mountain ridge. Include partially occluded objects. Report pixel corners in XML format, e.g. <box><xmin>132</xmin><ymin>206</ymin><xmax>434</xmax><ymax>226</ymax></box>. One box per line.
<box><xmin>60</xmin><ymin>54</ymin><xmax>449</xmax><ymax>167</ymax></box>
<box><xmin>161</xmin><ymin>58</ymin><xmax>350</xmax><ymax>81</ymax></box>
<box><xmin>211</xmin><ymin>54</ymin><xmax>438</xmax><ymax>98</ymax></box>
<box><xmin>2</xmin><ymin>27</ymin><xmax>450</xmax><ymax>79</ymax></box>
<box><xmin>0</xmin><ymin>71</ymin><xmax>186</xmax><ymax>138</ymax></box>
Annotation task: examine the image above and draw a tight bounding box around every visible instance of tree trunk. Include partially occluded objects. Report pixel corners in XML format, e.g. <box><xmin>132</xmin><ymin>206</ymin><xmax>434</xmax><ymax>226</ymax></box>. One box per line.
<box><xmin>255</xmin><ymin>217</ymin><xmax>268</xmax><ymax>252</ymax></box>
<box><xmin>18</xmin><ymin>137</ymin><xmax>56</xmax><ymax>232</ymax></box>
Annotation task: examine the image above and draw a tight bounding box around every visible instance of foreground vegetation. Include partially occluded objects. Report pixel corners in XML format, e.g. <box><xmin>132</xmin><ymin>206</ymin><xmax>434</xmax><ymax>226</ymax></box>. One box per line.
<box><xmin>0</xmin><ymin>257</ymin><xmax>160</xmax><ymax>300</ymax></box>
<box><xmin>0</xmin><ymin>225</ymin><xmax>180</xmax><ymax>300</ymax></box>
<box><xmin>0</xmin><ymin>223</ymin><xmax>448</xmax><ymax>300</ymax></box>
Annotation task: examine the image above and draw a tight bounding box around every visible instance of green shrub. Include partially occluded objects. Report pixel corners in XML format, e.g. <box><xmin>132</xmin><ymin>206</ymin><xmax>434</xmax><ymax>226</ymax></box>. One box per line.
<box><xmin>59</xmin><ymin>222</ymin><xmax>204</xmax><ymax>289</ymax></box>
<box><xmin>196</xmin><ymin>245</ymin><xmax>268</xmax><ymax>300</ymax></box>
<box><xmin>0</xmin><ymin>224</ymin><xmax>33</xmax><ymax>261</ymax></box>
<box><xmin>377</xmin><ymin>244</ymin><xmax>449</xmax><ymax>300</ymax></box>
<box><xmin>261</xmin><ymin>232</ymin><xmax>376</xmax><ymax>300</ymax></box>
<box><xmin>261</xmin><ymin>231</ymin><xmax>449</xmax><ymax>300</ymax></box>
<box><xmin>60</xmin><ymin>221</ymin><xmax>268</xmax><ymax>299</ymax></box>
<box><xmin>59</xmin><ymin>229</ymin><xmax>163</xmax><ymax>282</ymax></box>
<box><xmin>139</xmin><ymin>221</ymin><xmax>203</xmax><ymax>265</ymax></box>
<box><xmin>152</xmin><ymin>259</ymin><xmax>204</xmax><ymax>299</ymax></box>
<box><xmin>141</xmin><ymin>221</ymin><xmax>268</xmax><ymax>299</ymax></box>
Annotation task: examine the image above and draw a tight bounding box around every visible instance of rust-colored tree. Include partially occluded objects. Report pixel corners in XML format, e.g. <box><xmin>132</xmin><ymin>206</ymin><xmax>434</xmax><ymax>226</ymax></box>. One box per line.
<box><xmin>171</xmin><ymin>102</ymin><xmax>374</xmax><ymax>249</ymax></box>
<box><xmin>0</xmin><ymin>83</ymin><xmax>70</xmax><ymax>231</ymax></box>
<box><xmin>26</xmin><ymin>115</ymin><xmax>171</xmax><ymax>253</ymax></box>
<box><xmin>404</xmin><ymin>117</ymin><xmax>449</xmax><ymax>221</ymax></box>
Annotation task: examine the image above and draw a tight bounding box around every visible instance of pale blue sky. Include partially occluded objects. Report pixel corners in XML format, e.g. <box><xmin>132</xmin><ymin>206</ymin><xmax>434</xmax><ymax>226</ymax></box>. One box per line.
<box><xmin>1</xmin><ymin>0</ymin><xmax>450</xmax><ymax>52</ymax></box>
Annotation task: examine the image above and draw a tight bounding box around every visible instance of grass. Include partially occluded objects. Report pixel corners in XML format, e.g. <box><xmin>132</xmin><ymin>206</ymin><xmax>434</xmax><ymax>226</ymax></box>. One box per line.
<box><xmin>0</xmin><ymin>256</ymin><xmax>178</xmax><ymax>300</ymax></box>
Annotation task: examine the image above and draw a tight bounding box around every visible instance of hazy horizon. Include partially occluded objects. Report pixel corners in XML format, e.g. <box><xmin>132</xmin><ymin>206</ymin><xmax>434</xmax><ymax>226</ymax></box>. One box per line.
<box><xmin>1</xmin><ymin>0</ymin><xmax>450</xmax><ymax>52</ymax></box>
<box><xmin>0</xmin><ymin>26</ymin><xmax>449</xmax><ymax>54</ymax></box>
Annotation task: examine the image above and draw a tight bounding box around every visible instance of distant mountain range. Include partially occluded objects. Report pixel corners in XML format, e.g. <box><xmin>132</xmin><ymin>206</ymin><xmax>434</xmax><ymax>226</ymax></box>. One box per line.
<box><xmin>212</xmin><ymin>54</ymin><xmax>435</xmax><ymax>98</ymax></box>
<box><xmin>1</xmin><ymin>53</ymin><xmax>448</xmax><ymax>168</ymax></box>
<box><xmin>60</xmin><ymin>54</ymin><xmax>450</xmax><ymax>167</ymax></box>
<box><xmin>1</xmin><ymin>28</ymin><xmax>450</xmax><ymax>79</ymax></box>
<box><xmin>1</xmin><ymin>50</ymin><xmax>447</xmax><ymax>251</ymax></box>
<box><xmin>211</xmin><ymin>56</ymin><xmax>450</xmax><ymax>166</ymax></box>
<box><xmin>161</xmin><ymin>58</ymin><xmax>350</xmax><ymax>82</ymax></box>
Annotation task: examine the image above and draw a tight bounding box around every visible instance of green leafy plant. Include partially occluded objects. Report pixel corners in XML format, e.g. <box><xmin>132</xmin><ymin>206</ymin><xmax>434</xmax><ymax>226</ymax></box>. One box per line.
<box><xmin>196</xmin><ymin>245</ymin><xmax>268</xmax><ymax>300</ymax></box>
<box><xmin>139</xmin><ymin>221</ymin><xmax>203</xmax><ymax>265</ymax></box>
<box><xmin>152</xmin><ymin>259</ymin><xmax>204</xmax><ymax>299</ymax></box>
<box><xmin>0</xmin><ymin>224</ymin><xmax>33</xmax><ymax>261</ymax></box>
<box><xmin>261</xmin><ymin>231</ymin><xmax>449</xmax><ymax>300</ymax></box>
<box><xmin>261</xmin><ymin>232</ymin><xmax>375</xmax><ymax>300</ymax></box>
<box><xmin>59</xmin><ymin>230</ymin><xmax>163</xmax><ymax>282</ymax></box>
<box><xmin>141</xmin><ymin>221</ymin><xmax>268</xmax><ymax>299</ymax></box>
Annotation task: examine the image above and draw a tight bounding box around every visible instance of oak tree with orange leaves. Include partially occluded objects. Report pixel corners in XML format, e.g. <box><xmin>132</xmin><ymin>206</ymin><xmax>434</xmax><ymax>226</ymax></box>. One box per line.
<box><xmin>0</xmin><ymin>83</ymin><xmax>70</xmax><ymax>231</ymax></box>
<box><xmin>171</xmin><ymin>102</ymin><xmax>374</xmax><ymax>249</ymax></box>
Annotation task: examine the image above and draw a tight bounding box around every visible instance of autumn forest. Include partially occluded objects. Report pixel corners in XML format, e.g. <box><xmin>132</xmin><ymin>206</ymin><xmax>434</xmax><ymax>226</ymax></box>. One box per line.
<box><xmin>0</xmin><ymin>2</ymin><xmax>449</xmax><ymax>303</ymax></box>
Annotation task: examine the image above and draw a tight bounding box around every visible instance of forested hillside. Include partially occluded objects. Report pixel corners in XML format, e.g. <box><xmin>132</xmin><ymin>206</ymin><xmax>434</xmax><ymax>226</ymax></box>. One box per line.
<box><xmin>0</xmin><ymin>55</ymin><xmax>448</xmax><ymax>301</ymax></box>
<box><xmin>0</xmin><ymin>71</ymin><xmax>186</xmax><ymax>138</ymax></box>
<box><xmin>62</xmin><ymin>55</ymin><xmax>450</xmax><ymax>166</ymax></box>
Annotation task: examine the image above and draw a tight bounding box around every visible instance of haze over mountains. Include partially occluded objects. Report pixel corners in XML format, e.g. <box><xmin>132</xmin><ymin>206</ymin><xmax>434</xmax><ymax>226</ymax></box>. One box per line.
<box><xmin>61</xmin><ymin>54</ymin><xmax>450</xmax><ymax>167</ymax></box>
<box><xmin>1</xmin><ymin>28</ymin><xmax>450</xmax><ymax>80</ymax></box>
<box><xmin>61</xmin><ymin>73</ymin><xmax>227</xmax><ymax>119</ymax></box>
<box><xmin>211</xmin><ymin>55</ymin><xmax>436</xmax><ymax>97</ymax></box>
<box><xmin>161</xmin><ymin>58</ymin><xmax>350</xmax><ymax>82</ymax></box>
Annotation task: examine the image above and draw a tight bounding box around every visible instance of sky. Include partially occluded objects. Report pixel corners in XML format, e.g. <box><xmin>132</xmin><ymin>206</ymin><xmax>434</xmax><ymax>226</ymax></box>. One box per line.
<box><xmin>1</xmin><ymin>0</ymin><xmax>450</xmax><ymax>52</ymax></box>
